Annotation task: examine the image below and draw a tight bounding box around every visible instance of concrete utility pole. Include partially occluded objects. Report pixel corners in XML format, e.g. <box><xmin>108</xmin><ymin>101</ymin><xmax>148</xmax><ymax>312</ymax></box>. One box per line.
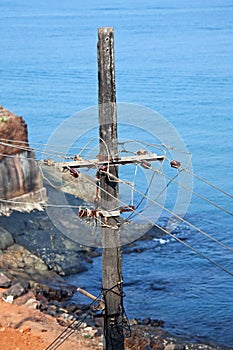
<box><xmin>98</xmin><ymin>27</ymin><xmax>124</xmax><ymax>350</ymax></box>
<box><xmin>54</xmin><ymin>27</ymin><xmax>164</xmax><ymax>350</ymax></box>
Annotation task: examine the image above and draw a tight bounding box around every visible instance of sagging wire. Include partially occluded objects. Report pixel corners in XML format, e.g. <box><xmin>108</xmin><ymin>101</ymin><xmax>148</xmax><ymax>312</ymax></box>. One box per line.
<box><xmin>1</xmin><ymin>146</ymin><xmax>232</xmax><ymax>224</ymax></box>
<box><xmin>1</xmin><ymin>137</ymin><xmax>232</xmax><ymax>200</ymax></box>
<box><xmin>125</xmin><ymin>168</ymin><xmax>156</xmax><ymax>222</ymax></box>
<box><xmin>125</xmin><ymin>155</ymin><xmax>167</xmax><ymax>221</ymax></box>
<box><xmin>127</xmin><ymin>168</ymin><xmax>180</xmax><ymax>221</ymax></box>
<box><xmin>1</xmin><ymin>150</ymin><xmax>232</xmax><ymax>253</ymax></box>
<box><xmin>0</xmin><ymin>139</ymin><xmax>98</xmax><ymax>160</ymax></box>
<box><xmin>131</xmin><ymin>164</ymin><xmax>138</xmax><ymax>207</ymax></box>
<box><xmin>0</xmin><ymin>137</ymin><xmax>98</xmax><ymax>152</ymax></box>
<box><xmin>81</xmin><ymin>175</ymin><xmax>233</xmax><ymax>279</ymax></box>
<box><xmin>152</xmin><ymin>165</ymin><xmax>233</xmax><ymax>217</ymax></box>
<box><xmin>1</xmin><ymin>140</ymin><xmax>233</xmax><ymax>251</ymax></box>
<box><xmin>118</xmin><ymin>140</ymin><xmax>166</xmax><ymax>155</ymax></box>
<box><xmin>99</xmin><ymin>137</ymin><xmax>110</xmax><ymax>171</ymax></box>
<box><xmin>1</xmin><ymin>155</ymin><xmax>233</xmax><ymax>277</ymax></box>
<box><xmin>112</xmin><ymin>172</ymin><xmax>233</xmax><ymax>254</ymax></box>
<box><xmin>78</xmin><ymin>136</ymin><xmax>97</xmax><ymax>158</ymax></box>
<box><xmin>118</xmin><ymin>140</ymin><xmax>192</xmax><ymax>159</ymax></box>
<box><xmin>184</xmin><ymin>168</ymin><xmax>233</xmax><ymax>200</ymax></box>
<box><xmin>95</xmin><ymin>149</ymin><xmax>233</xmax><ymax>253</ymax></box>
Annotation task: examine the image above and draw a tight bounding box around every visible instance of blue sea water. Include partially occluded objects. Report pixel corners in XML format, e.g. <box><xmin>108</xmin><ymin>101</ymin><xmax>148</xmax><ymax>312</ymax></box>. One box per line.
<box><xmin>1</xmin><ymin>0</ymin><xmax>233</xmax><ymax>347</ymax></box>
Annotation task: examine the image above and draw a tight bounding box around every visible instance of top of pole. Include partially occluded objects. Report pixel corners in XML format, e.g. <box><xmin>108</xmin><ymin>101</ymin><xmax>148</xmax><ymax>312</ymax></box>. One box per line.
<box><xmin>98</xmin><ymin>27</ymin><xmax>118</xmax><ymax>162</ymax></box>
<box><xmin>98</xmin><ymin>27</ymin><xmax>116</xmax><ymax>106</ymax></box>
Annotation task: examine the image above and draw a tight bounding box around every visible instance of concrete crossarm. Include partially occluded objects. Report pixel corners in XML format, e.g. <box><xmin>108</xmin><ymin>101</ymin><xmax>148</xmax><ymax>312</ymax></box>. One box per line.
<box><xmin>56</xmin><ymin>153</ymin><xmax>165</xmax><ymax>170</ymax></box>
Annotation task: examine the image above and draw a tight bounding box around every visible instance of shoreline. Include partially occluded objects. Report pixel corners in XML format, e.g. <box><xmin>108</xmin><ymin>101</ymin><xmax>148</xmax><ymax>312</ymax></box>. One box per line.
<box><xmin>0</xmin><ymin>179</ymin><xmax>232</xmax><ymax>349</ymax></box>
<box><xmin>0</xmin><ymin>285</ymin><xmax>231</xmax><ymax>350</ymax></box>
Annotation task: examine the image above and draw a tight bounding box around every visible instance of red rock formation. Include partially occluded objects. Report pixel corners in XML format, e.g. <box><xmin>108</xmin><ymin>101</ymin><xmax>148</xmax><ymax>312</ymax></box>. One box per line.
<box><xmin>0</xmin><ymin>105</ymin><xmax>46</xmax><ymax>213</ymax></box>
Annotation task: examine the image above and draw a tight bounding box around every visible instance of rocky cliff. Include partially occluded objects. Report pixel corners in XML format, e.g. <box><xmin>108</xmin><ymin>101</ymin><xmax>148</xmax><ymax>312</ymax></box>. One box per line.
<box><xmin>0</xmin><ymin>105</ymin><xmax>46</xmax><ymax>214</ymax></box>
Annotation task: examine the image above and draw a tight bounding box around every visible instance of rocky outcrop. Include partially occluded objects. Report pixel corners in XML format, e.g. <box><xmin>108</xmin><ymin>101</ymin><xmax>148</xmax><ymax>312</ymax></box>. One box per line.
<box><xmin>0</xmin><ymin>208</ymin><xmax>97</xmax><ymax>275</ymax></box>
<box><xmin>0</xmin><ymin>105</ymin><xmax>46</xmax><ymax>214</ymax></box>
<box><xmin>0</xmin><ymin>226</ymin><xmax>14</xmax><ymax>250</ymax></box>
<box><xmin>0</xmin><ymin>244</ymin><xmax>74</xmax><ymax>300</ymax></box>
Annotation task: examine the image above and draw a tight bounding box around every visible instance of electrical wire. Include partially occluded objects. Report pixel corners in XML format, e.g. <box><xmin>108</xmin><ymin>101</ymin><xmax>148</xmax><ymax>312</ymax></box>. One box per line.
<box><xmin>0</xmin><ymin>145</ymin><xmax>231</xmax><ymax>215</ymax></box>
<box><xmin>131</xmin><ymin>164</ymin><xmax>138</xmax><ymax>207</ymax></box>
<box><xmin>1</xmin><ymin>148</ymin><xmax>233</xmax><ymax>253</ymax></box>
<box><xmin>151</xmin><ymin>166</ymin><xmax>233</xmax><ymax>217</ymax></box>
<box><xmin>184</xmin><ymin>167</ymin><xmax>233</xmax><ymax>199</ymax></box>
<box><xmin>0</xmin><ymin>141</ymin><xmax>33</xmax><ymax>152</ymax></box>
<box><xmin>127</xmin><ymin>169</ymin><xmax>180</xmax><ymax>221</ymax></box>
<box><xmin>104</xmin><ymin>170</ymin><xmax>233</xmax><ymax>253</ymax></box>
<box><xmin>0</xmin><ymin>137</ymin><xmax>98</xmax><ymax>152</ymax></box>
<box><xmin>45</xmin><ymin>281</ymin><xmax>129</xmax><ymax>350</ymax></box>
<box><xmin>93</xmin><ymin>143</ymin><xmax>233</xmax><ymax>253</ymax></box>
<box><xmin>125</xmin><ymin>167</ymin><xmax>156</xmax><ymax>222</ymax></box>
<box><xmin>1</xmin><ymin>137</ymin><xmax>232</xmax><ymax>200</ymax></box>
<box><xmin>0</xmin><ymin>141</ymin><xmax>72</xmax><ymax>160</ymax></box>
<box><xmin>0</xmin><ymin>139</ymin><xmax>98</xmax><ymax>160</ymax></box>
<box><xmin>0</xmin><ymin>152</ymin><xmax>39</xmax><ymax>161</ymax></box>
<box><xmin>2</xmin><ymin>137</ymin><xmax>233</xmax><ymax>347</ymax></box>
<box><xmin>125</xmin><ymin>156</ymin><xmax>167</xmax><ymax>221</ymax></box>
<box><xmin>78</xmin><ymin>136</ymin><xmax>97</xmax><ymax>157</ymax></box>
<box><xmin>44</xmin><ymin>292</ymin><xmax>102</xmax><ymax>350</ymax></box>
<box><xmin>82</xmin><ymin>175</ymin><xmax>233</xmax><ymax>278</ymax></box>
<box><xmin>1</xmin><ymin>163</ymin><xmax>233</xmax><ymax>278</ymax></box>
<box><xmin>1</xmin><ymin>140</ymin><xmax>233</xmax><ymax>272</ymax></box>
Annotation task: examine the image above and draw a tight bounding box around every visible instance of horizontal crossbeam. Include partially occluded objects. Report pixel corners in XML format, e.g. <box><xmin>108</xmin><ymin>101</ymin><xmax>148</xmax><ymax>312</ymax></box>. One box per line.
<box><xmin>78</xmin><ymin>205</ymin><xmax>135</xmax><ymax>218</ymax></box>
<box><xmin>57</xmin><ymin>153</ymin><xmax>165</xmax><ymax>170</ymax></box>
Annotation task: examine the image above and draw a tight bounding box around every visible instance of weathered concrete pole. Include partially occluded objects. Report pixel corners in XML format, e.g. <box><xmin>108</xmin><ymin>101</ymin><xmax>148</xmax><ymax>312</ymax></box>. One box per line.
<box><xmin>98</xmin><ymin>27</ymin><xmax>124</xmax><ymax>350</ymax></box>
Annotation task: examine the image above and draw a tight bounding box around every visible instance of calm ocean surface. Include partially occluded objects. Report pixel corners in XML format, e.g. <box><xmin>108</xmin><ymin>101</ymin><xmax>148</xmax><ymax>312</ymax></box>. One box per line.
<box><xmin>1</xmin><ymin>0</ymin><xmax>233</xmax><ymax>347</ymax></box>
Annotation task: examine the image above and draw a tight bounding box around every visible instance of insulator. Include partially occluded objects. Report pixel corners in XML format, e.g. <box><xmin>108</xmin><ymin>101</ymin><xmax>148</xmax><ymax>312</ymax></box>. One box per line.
<box><xmin>170</xmin><ymin>160</ymin><xmax>181</xmax><ymax>169</ymax></box>
<box><xmin>120</xmin><ymin>206</ymin><xmax>135</xmax><ymax>213</ymax></box>
<box><xmin>140</xmin><ymin>160</ymin><xmax>151</xmax><ymax>169</ymax></box>
<box><xmin>69</xmin><ymin>167</ymin><xmax>79</xmax><ymax>178</ymax></box>
<box><xmin>74</xmin><ymin>154</ymin><xmax>82</xmax><ymax>161</ymax></box>
<box><xmin>98</xmin><ymin>165</ymin><xmax>108</xmax><ymax>174</ymax></box>
<box><xmin>136</xmin><ymin>149</ymin><xmax>148</xmax><ymax>155</ymax></box>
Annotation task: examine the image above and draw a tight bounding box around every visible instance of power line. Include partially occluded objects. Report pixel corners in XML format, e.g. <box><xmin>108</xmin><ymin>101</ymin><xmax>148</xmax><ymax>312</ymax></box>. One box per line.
<box><xmin>184</xmin><ymin>167</ymin><xmax>233</xmax><ymax>199</ymax></box>
<box><xmin>1</xmin><ymin>141</ymin><xmax>233</xmax><ymax>275</ymax></box>
<box><xmin>150</xmin><ymin>166</ymin><xmax>233</xmax><ymax>217</ymax></box>
<box><xmin>82</xmin><ymin>175</ymin><xmax>233</xmax><ymax>278</ymax></box>
<box><xmin>0</xmin><ymin>141</ymin><xmax>76</xmax><ymax>159</ymax></box>
<box><xmin>91</xmin><ymin>154</ymin><xmax>232</xmax><ymax>254</ymax></box>
<box><xmin>0</xmin><ymin>197</ymin><xmax>80</xmax><ymax>209</ymax></box>
<box><xmin>125</xmin><ymin>170</ymin><xmax>180</xmax><ymax>221</ymax></box>
<box><xmin>1</xmin><ymin>145</ymin><xmax>231</xmax><ymax>219</ymax></box>
<box><xmin>118</xmin><ymin>141</ymin><xmax>232</xmax><ymax>199</ymax></box>
<box><xmin>0</xmin><ymin>152</ymin><xmax>39</xmax><ymax>161</ymax></box>
<box><xmin>0</xmin><ymin>137</ymin><xmax>98</xmax><ymax>151</ymax></box>
<box><xmin>0</xmin><ymin>140</ymin><xmax>98</xmax><ymax>160</ymax></box>
<box><xmin>44</xmin><ymin>292</ymin><xmax>101</xmax><ymax>350</ymax></box>
<box><xmin>1</xmin><ymin>149</ymin><xmax>233</xmax><ymax>254</ymax></box>
<box><xmin>107</xmin><ymin>170</ymin><xmax>233</xmax><ymax>253</ymax></box>
<box><xmin>1</xmin><ymin>137</ymin><xmax>233</xmax><ymax>201</ymax></box>
<box><xmin>1</xmin><ymin>159</ymin><xmax>233</xmax><ymax>278</ymax></box>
